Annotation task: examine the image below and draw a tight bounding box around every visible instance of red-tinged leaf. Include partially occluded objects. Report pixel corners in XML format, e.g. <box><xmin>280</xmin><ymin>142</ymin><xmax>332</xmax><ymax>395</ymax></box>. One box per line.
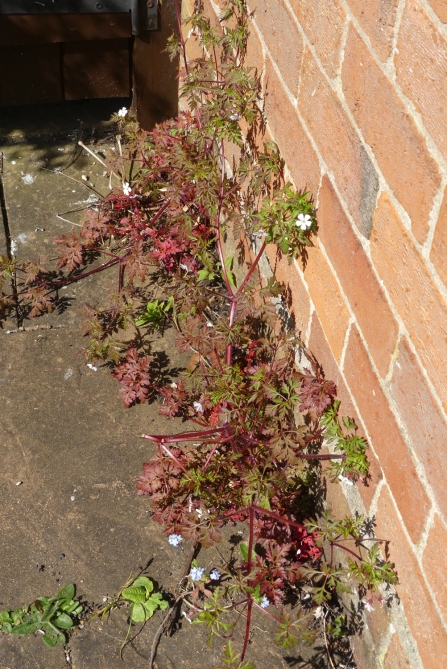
<box><xmin>54</xmin><ymin>230</ymin><xmax>84</xmax><ymax>273</ymax></box>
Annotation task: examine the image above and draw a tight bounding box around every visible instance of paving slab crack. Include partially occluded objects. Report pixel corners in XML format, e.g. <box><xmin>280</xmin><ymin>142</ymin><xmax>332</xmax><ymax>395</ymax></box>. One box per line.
<box><xmin>0</xmin><ymin>152</ymin><xmax>21</xmax><ymax>328</ymax></box>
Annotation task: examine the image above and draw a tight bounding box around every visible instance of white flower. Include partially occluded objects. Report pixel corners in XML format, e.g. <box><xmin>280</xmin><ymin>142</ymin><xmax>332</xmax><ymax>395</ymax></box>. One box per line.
<box><xmin>206</xmin><ymin>321</ymin><xmax>214</xmax><ymax>328</ymax></box>
<box><xmin>362</xmin><ymin>599</ymin><xmax>375</xmax><ymax>613</ymax></box>
<box><xmin>230</xmin><ymin>113</ymin><xmax>242</xmax><ymax>121</ymax></box>
<box><xmin>168</xmin><ymin>534</ymin><xmax>183</xmax><ymax>546</ymax></box>
<box><xmin>260</xmin><ymin>595</ymin><xmax>270</xmax><ymax>609</ymax></box>
<box><xmin>253</xmin><ymin>228</ymin><xmax>266</xmax><ymax>239</ymax></box>
<box><xmin>338</xmin><ymin>474</ymin><xmax>354</xmax><ymax>486</ymax></box>
<box><xmin>196</xmin><ymin>508</ymin><xmax>203</xmax><ymax>518</ymax></box>
<box><xmin>190</xmin><ymin>566</ymin><xmax>205</xmax><ymax>581</ymax></box>
<box><xmin>314</xmin><ymin>605</ymin><xmax>323</xmax><ymax>619</ymax></box>
<box><xmin>123</xmin><ymin>182</ymin><xmax>132</xmax><ymax>196</ymax></box>
<box><xmin>193</xmin><ymin>401</ymin><xmax>204</xmax><ymax>413</ymax></box>
<box><xmin>87</xmin><ymin>363</ymin><xmax>97</xmax><ymax>372</ymax></box>
<box><xmin>117</xmin><ymin>107</ymin><xmax>128</xmax><ymax>117</ymax></box>
<box><xmin>209</xmin><ymin>569</ymin><xmax>221</xmax><ymax>581</ymax></box>
<box><xmin>296</xmin><ymin>213</ymin><xmax>312</xmax><ymax>230</ymax></box>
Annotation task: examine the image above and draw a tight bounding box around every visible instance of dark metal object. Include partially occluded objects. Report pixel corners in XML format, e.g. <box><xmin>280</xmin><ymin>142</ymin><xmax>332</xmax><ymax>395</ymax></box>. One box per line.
<box><xmin>0</xmin><ymin>0</ymin><xmax>157</xmax><ymax>33</ymax></box>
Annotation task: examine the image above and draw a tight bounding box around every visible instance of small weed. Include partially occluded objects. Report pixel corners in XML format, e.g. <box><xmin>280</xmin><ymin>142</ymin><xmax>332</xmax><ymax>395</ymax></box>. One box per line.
<box><xmin>0</xmin><ymin>584</ymin><xmax>82</xmax><ymax>647</ymax></box>
<box><xmin>94</xmin><ymin>575</ymin><xmax>168</xmax><ymax>657</ymax></box>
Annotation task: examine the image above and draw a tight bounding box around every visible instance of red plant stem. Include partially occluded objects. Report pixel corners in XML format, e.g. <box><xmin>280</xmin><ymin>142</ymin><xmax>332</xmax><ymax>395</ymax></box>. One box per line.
<box><xmin>222</xmin><ymin>183</ymin><xmax>240</xmax><ymax>200</ymax></box>
<box><xmin>157</xmin><ymin>443</ymin><xmax>169</xmax><ymax>494</ymax></box>
<box><xmin>173</xmin><ymin>0</ymin><xmax>189</xmax><ymax>76</ymax></box>
<box><xmin>13</xmin><ymin>258</ymin><xmax>120</xmax><ymax>300</ymax></box>
<box><xmin>297</xmin><ymin>453</ymin><xmax>346</xmax><ymax>460</ymax></box>
<box><xmin>240</xmin><ymin>600</ymin><xmax>253</xmax><ymax>662</ymax></box>
<box><xmin>50</xmin><ymin>258</ymin><xmax>119</xmax><ymax>286</ymax></box>
<box><xmin>251</xmin><ymin>504</ymin><xmax>306</xmax><ymax>532</ymax></box>
<box><xmin>252</xmin><ymin>601</ymin><xmax>282</xmax><ymax>622</ymax></box>
<box><xmin>159</xmin><ymin>443</ymin><xmax>188</xmax><ymax>474</ymax></box>
<box><xmin>213</xmin><ymin>348</ymin><xmax>225</xmax><ymax>374</ymax></box>
<box><xmin>331</xmin><ymin>541</ymin><xmax>363</xmax><ymax>562</ymax></box>
<box><xmin>89</xmin><ymin>247</ymin><xmax>121</xmax><ymax>259</ymax></box>
<box><xmin>201</xmin><ymin>286</ymin><xmax>229</xmax><ymax>301</ymax></box>
<box><xmin>201</xmin><ymin>443</ymin><xmax>220</xmax><ymax>471</ymax></box>
<box><xmin>225</xmin><ymin>239</ymin><xmax>267</xmax><ymax>365</ymax></box>
<box><xmin>225</xmin><ymin>299</ymin><xmax>237</xmax><ymax>365</ymax></box>
<box><xmin>215</xmin><ymin>141</ymin><xmax>234</xmax><ymax>297</ymax></box>
<box><xmin>118</xmin><ymin>257</ymin><xmax>125</xmax><ymax>292</ymax></box>
<box><xmin>141</xmin><ymin>426</ymin><xmax>229</xmax><ymax>443</ymax></box>
<box><xmin>172</xmin><ymin>0</ymin><xmax>203</xmax><ymax>130</ymax></box>
<box><xmin>247</xmin><ymin>506</ymin><xmax>254</xmax><ymax>574</ymax></box>
<box><xmin>147</xmin><ymin>199</ymin><xmax>170</xmax><ymax>227</ymax></box>
<box><xmin>235</xmin><ymin>239</ymin><xmax>267</xmax><ymax>297</ymax></box>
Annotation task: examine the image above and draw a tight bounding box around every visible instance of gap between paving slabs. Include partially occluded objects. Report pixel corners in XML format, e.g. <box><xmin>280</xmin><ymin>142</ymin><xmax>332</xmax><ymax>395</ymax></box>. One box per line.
<box><xmin>0</xmin><ymin>105</ymin><xmax>331</xmax><ymax>669</ymax></box>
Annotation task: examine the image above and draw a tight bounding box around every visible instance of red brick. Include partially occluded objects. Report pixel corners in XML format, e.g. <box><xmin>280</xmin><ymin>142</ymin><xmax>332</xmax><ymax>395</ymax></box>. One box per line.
<box><xmin>365</xmin><ymin>603</ymin><xmax>393</xmax><ymax>654</ymax></box>
<box><xmin>318</xmin><ymin>175</ymin><xmax>398</xmax><ymax>377</ymax></box>
<box><xmin>308</xmin><ymin>313</ymin><xmax>383</xmax><ymax>511</ymax></box>
<box><xmin>391</xmin><ymin>337</ymin><xmax>447</xmax><ymax>519</ymax></box>
<box><xmin>288</xmin><ymin>0</ymin><xmax>346</xmax><ymax>78</ymax></box>
<box><xmin>342</xmin><ymin>26</ymin><xmax>441</xmax><ymax>244</ymax></box>
<box><xmin>371</xmin><ymin>193</ymin><xmax>447</xmax><ymax>413</ymax></box>
<box><xmin>298</xmin><ymin>47</ymin><xmax>379</xmax><ymax>239</ymax></box>
<box><xmin>302</xmin><ymin>242</ymin><xmax>350</xmax><ymax>362</ymax></box>
<box><xmin>427</xmin><ymin>0</ymin><xmax>447</xmax><ymax>23</ymax></box>
<box><xmin>423</xmin><ymin>514</ymin><xmax>447</xmax><ymax>623</ymax></box>
<box><xmin>384</xmin><ymin>633</ymin><xmax>411</xmax><ymax>669</ymax></box>
<box><xmin>344</xmin><ymin>325</ymin><xmax>431</xmax><ymax>543</ymax></box>
<box><xmin>323</xmin><ymin>470</ymin><xmax>352</xmax><ymax>520</ymax></box>
<box><xmin>431</xmin><ymin>187</ymin><xmax>447</xmax><ymax>287</ymax></box>
<box><xmin>396</xmin><ymin>0</ymin><xmax>447</xmax><ymax>163</ymax></box>
<box><xmin>245</xmin><ymin>17</ymin><xmax>264</xmax><ymax>74</ymax></box>
<box><xmin>265</xmin><ymin>244</ymin><xmax>311</xmax><ymax>335</ymax></box>
<box><xmin>349</xmin><ymin>634</ymin><xmax>376</xmax><ymax>669</ymax></box>
<box><xmin>250</xmin><ymin>0</ymin><xmax>303</xmax><ymax>94</ymax></box>
<box><xmin>375</xmin><ymin>486</ymin><xmax>447</xmax><ymax>669</ymax></box>
<box><xmin>308</xmin><ymin>312</ymin><xmax>355</xmax><ymax>415</ymax></box>
<box><xmin>346</xmin><ymin>0</ymin><xmax>399</xmax><ymax>61</ymax></box>
<box><xmin>264</xmin><ymin>56</ymin><xmax>321</xmax><ymax>194</ymax></box>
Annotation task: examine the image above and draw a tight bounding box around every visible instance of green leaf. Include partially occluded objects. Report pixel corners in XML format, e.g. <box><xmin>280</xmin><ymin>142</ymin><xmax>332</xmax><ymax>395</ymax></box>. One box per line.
<box><xmin>257</xmin><ymin>494</ymin><xmax>271</xmax><ymax>511</ymax></box>
<box><xmin>53</xmin><ymin>613</ymin><xmax>73</xmax><ymax>629</ymax></box>
<box><xmin>122</xmin><ymin>586</ymin><xmax>147</xmax><ymax>604</ymax></box>
<box><xmin>10</xmin><ymin>622</ymin><xmax>41</xmax><ymax>635</ymax></box>
<box><xmin>56</xmin><ymin>584</ymin><xmax>75</xmax><ymax>601</ymax></box>
<box><xmin>42</xmin><ymin>634</ymin><xmax>58</xmax><ymax>647</ymax></box>
<box><xmin>60</xmin><ymin>600</ymin><xmax>80</xmax><ymax>614</ymax></box>
<box><xmin>130</xmin><ymin>603</ymin><xmax>147</xmax><ymax>623</ymax></box>
<box><xmin>141</xmin><ymin>602</ymin><xmax>157</xmax><ymax>619</ymax></box>
<box><xmin>0</xmin><ymin>611</ymin><xmax>12</xmax><ymax>623</ymax></box>
<box><xmin>239</xmin><ymin>543</ymin><xmax>256</xmax><ymax>562</ymax></box>
<box><xmin>131</xmin><ymin>577</ymin><xmax>154</xmax><ymax>594</ymax></box>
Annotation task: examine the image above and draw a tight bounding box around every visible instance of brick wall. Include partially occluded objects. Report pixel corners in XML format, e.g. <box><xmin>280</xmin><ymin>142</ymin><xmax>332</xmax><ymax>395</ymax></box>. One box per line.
<box><xmin>184</xmin><ymin>0</ymin><xmax>447</xmax><ymax>666</ymax></box>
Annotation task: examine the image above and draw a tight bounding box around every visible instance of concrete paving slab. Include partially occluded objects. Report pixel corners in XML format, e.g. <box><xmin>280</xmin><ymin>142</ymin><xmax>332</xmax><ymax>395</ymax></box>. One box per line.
<box><xmin>0</xmin><ymin>101</ymin><xmax>331</xmax><ymax>669</ymax></box>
